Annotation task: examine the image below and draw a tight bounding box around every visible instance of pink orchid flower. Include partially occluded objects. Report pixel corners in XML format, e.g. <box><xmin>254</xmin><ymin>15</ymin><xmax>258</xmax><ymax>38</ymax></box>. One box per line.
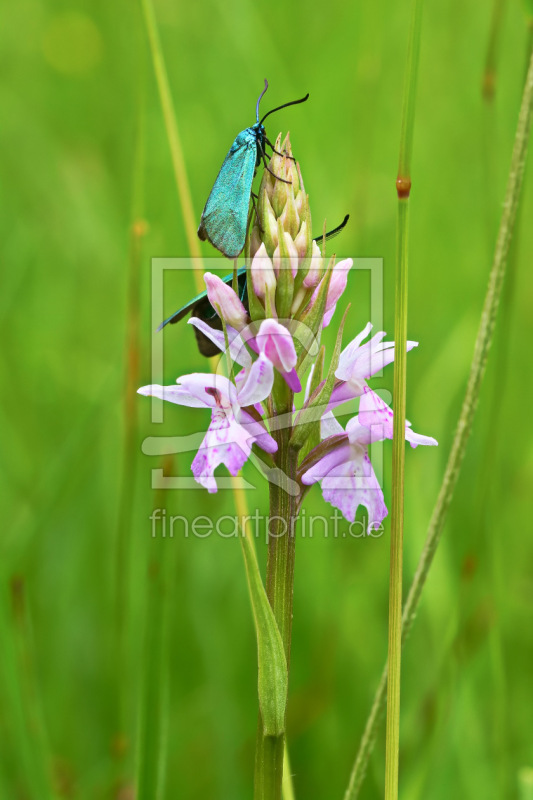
<box><xmin>138</xmin><ymin>372</ymin><xmax>277</xmax><ymax>493</ymax></box>
<box><xmin>329</xmin><ymin>322</ymin><xmax>418</xmax><ymax>408</ymax></box>
<box><xmin>308</xmin><ymin>258</ymin><xmax>353</xmax><ymax>328</ymax></box>
<box><xmin>301</xmin><ymin>390</ymin><xmax>437</xmax><ymax>532</ymax></box>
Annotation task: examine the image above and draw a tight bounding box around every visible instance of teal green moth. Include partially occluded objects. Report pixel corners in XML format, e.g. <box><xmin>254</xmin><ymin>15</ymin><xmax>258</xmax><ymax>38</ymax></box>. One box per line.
<box><xmin>198</xmin><ymin>80</ymin><xmax>309</xmax><ymax>259</ymax></box>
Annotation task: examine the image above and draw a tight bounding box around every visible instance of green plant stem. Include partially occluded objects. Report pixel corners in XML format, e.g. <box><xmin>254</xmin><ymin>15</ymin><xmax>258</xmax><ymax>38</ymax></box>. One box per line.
<box><xmin>282</xmin><ymin>744</ymin><xmax>296</xmax><ymax>800</ymax></box>
<box><xmin>385</xmin><ymin>0</ymin><xmax>423</xmax><ymax>795</ymax></box>
<box><xmin>254</xmin><ymin>425</ymin><xmax>299</xmax><ymax>800</ymax></box>
<box><xmin>385</xmin><ymin>199</ymin><xmax>409</xmax><ymax>800</ymax></box>
<box><xmin>343</xmin><ymin>47</ymin><xmax>533</xmax><ymax>800</ymax></box>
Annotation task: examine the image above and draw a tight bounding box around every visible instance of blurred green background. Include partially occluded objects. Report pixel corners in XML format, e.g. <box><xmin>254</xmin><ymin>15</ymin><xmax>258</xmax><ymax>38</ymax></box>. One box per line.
<box><xmin>1</xmin><ymin>0</ymin><xmax>533</xmax><ymax>797</ymax></box>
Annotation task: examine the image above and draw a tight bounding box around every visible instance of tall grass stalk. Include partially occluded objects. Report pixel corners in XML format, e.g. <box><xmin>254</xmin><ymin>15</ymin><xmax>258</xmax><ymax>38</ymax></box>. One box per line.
<box><xmin>140</xmin><ymin>0</ymin><xmax>204</xmax><ymax>283</ymax></box>
<box><xmin>134</xmin><ymin>456</ymin><xmax>174</xmax><ymax>800</ymax></box>
<box><xmin>385</xmin><ymin>0</ymin><xmax>424</xmax><ymax>796</ymax></box>
<box><xmin>344</xmin><ymin>46</ymin><xmax>533</xmax><ymax>800</ymax></box>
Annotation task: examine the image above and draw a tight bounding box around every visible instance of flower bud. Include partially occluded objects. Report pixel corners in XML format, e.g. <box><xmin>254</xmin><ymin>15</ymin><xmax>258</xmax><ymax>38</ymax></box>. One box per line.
<box><xmin>273</xmin><ymin>232</ymin><xmax>299</xmax><ymax>278</ymax></box>
<box><xmin>309</xmin><ymin>258</ymin><xmax>353</xmax><ymax>328</ymax></box>
<box><xmin>294</xmin><ymin>220</ymin><xmax>309</xmax><ymax>260</ymax></box>
<box><xmin>204</xmin><ymin>272</ymin><xmax>248</xmax><ymax>330</ymax></box>
<box><xmin>249</xmin><ymin>223</ymin><xmax>262</xmax><ymax>259</ymax></box>
<box><xmin>251</xmin><ymin>244</ymin><xmax>277</xmax><ymax>315</ymax></box>
<box><xmin>258</xmin><ymin>192</ymin><xmax>279</xmax><ymax>256</ymax></box>
<box><xmin>279</xmin><ymin>194</ymin><xmax>300</xmax><ymax>240</ymax></box>
<box><xmin>256</xmin><ymin>319</ymin><xmax>297</xmax><ymax>373</ymax></box>
<box><xmin>303</xmin><ymin>241</ymin><xmax>324</xmax><ymax>288</ymax></box>
<box><xmin>271</xmin><ymin>165</ymin><xmax>290</xmax><ymax>217</ymax></box>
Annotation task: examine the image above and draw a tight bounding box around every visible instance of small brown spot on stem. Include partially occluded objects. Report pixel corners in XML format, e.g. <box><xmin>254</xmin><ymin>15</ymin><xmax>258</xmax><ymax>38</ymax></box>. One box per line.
<box><xmin>396</xmin><ymin>176</ymin><xmax>411</xmax><ymax>199</ymax></box>
<box><xmin>482</xmin><ymin>70</ymin><xmax>495</xmax><ymax>102</ymax></box>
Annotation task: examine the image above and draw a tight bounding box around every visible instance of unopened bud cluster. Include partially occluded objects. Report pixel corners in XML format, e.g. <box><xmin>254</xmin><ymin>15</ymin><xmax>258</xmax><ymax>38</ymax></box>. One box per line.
<box><xmin>248</xmin><ymin>133</ymin><xmax>328</xmax><ymax>322</ymax></box>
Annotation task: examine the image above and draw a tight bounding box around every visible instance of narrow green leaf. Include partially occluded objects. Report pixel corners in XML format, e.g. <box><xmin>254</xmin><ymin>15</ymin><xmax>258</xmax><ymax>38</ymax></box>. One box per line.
<box><xmin>240</xmin><ymin>525</ymin><xmax>288</xmax><ymax>737</ymax></box>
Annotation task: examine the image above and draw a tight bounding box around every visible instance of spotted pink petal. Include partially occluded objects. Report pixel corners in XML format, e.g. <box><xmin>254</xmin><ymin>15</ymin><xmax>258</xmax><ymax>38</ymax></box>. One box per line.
<box><xmin>357</xmin><ymin>386</ymin><xmax>438</xmax><ymax>448</ymax></box>
<box><xmin>191</xmin><ymin>407</ymin><xmax>251</xmax><ymax>493</ymax></box>
<box><xmin>320</xmin><ymin>452</ymin><xmax>387</xmax><ymax>532</ymax></box>
<box><xmin>137</xmin><ymin>373</ymin><xmax>234</xmax><ymax>409</ymax></box>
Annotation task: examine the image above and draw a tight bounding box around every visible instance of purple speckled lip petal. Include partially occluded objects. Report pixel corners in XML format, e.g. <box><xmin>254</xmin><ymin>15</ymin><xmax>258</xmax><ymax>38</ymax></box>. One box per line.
<box><xmin>357</xmin><ymin>386</ymin><xmax>438</xmax><ymax>448</ymax></box>
<box><xmin>321</xmin><ymin>452</ymin><xmax>387</xmax><ymax>532</ymax></box>
<box><xmin>191</xmin><ymin>407</ymin><xmax>252</xmax><ymax>493</ymax></box>
<box><xmin>358</xmin><ymin>387</ymin><xmax>394</xmax><ymax>439</ymax></box>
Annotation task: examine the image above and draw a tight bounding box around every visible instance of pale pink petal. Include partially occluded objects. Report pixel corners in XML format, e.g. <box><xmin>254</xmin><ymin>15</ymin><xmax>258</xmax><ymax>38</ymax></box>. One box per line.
<box><xmin>321</xmin><ymin>258</ymin><xmax>352</xmax><ymax>328</ymax></box>
<box><xmin>358</xmin><ymin>387</ymin><xmax>394</xmax><ymax>439</ymax></box>
<box><xmin>302</xmin><ymin>241</ymin><xmax>323</xmax><ymax>288</ymax></box>
<box><xmin>176</xmin><ymin>373</ymin><xmax>235</xmax><ymax>408</ymax></box>
<box><xmin>328</xmin><ymin>379</ymin><xmax>367</xmax><ymax>410</ymax></box>
<box><xmin>236</xmin><ymin>353</ymin><xmax>274</xmax><ymax>407</ymax></box>
<box><xmin>345</xmin><ymin>416</ymin><xmax>378</xmax><ymax>446</ymax></box>
<box><xmin>137</xmin><ymin>383</ymin><xmax>210</xmax><ymax>407</ymax></box>
<box><xmin>358</xmin><ymin>387</ymin><xmax>438</xmax><ymax>448</ymax></box>
<box><xmin>321</xmin><ymin>452</ymin><xmax>387</xmax><ymax>532</ymax></box>
<box><xmin>336</xmin><ymin>322</ymin><xmax>418</xmax><ymax>380</ymax></box>
<box><xmin>405</xmin><ymin>427</ymin><xmax>438</xmax><ymax>448</ymax></box>
<box><xmin>251</xmin><ymin>244</ymin><xmax>277</xmax><ymax>308</ymax></box>
<box><xmin>300</xmin><ymin>442</ymin><xmax>351</xmax><ymax>485</ymax></box>
<box><xmin>336</xmin><ymin>323</ymin><xmax>374</xmax><ymax>380</ymax></box>
<box><xmin>238</xmin><ymin>409</ymin><xmax>278</xmax><ymax>454</ymax></box>
<box><xmin>204</xmin><ymin>272</ymin><xmax>247</xmax><ymax>330</ymax></box>
<box><xmin>188</xmin><ymin>318</ymin><xmax>252</xmax><ymax>368</ymax></box>
<box><xmin>256</xmin><ymin>319</ymin><xmax>297</xmax><ymax>372</ymax></box>
<box><xmin>320</xmin><ymin>411</ymin><xmax>345</xmax><ymax>439</ymax></box>
<box><xmin>138</xmin><ymin>373</ymin><xmax>233</xmax><ymax>409</ymax></box>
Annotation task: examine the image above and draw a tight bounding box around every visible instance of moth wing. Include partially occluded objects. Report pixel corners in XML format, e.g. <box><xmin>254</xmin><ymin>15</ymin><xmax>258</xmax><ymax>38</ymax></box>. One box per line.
<box><xmin>198</xmin><ymin>131</ymin><xmax>258</xmax><ymax>258</ymax></box>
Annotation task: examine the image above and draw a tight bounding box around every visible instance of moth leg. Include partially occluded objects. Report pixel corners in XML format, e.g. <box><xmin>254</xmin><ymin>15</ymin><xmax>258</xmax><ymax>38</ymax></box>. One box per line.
<box><xmin>250</xmin><ymin>192</ymin><xmax>263</xmax><ymax>233</ymax></box>
<box><xmin>264</xmin><ymin>137</ymin><xmax>296</xmax><ymax>161</ymax></box>
<box><xmin>261</xmin><ymin>153</ymin><xmax>292</xmax><ymax>184</ymax></box>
